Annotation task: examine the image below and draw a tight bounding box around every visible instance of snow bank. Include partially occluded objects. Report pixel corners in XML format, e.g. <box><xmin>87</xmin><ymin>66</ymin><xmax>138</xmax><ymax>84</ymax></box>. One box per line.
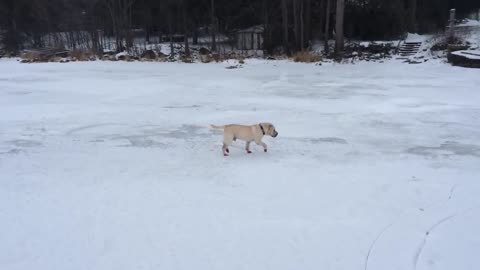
<box><xmin>405</xmin><ymin>33</ymin><xmax>427</xmax><ymax>43</ymax></box>
<box><xmin>451</xmin><ymin>50</ymin><xmax>480</xmax><ymax>60</ymax></box>
<box><xmin>456</xmin><ymin>19</ymin><xmax>480</xmax><ymax>27</ymax></box>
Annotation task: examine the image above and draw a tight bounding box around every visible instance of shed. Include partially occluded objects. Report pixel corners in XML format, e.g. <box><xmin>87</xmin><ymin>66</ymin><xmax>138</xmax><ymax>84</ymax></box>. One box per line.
<box><xmin>236</xmin><ymin>25</ymin><xmax>264</xmax><ymax>51</ymax></box>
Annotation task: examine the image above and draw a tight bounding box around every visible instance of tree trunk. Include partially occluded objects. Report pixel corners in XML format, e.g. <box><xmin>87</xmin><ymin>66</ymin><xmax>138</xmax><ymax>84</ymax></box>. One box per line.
<box><xmin>125</xmin><ymin>1</ymin><xmax>133</xmax><ymax>49</ymax></box>
<box><xmin>210</xmin><ymin>0</ymin><xmax>216</xmax><ymax>51</ymax></box>
<box><xmin>193</xmin><ymin>20</ymin><xmax>198</xmax><ymax>45</ymax></box>
<box><xmin>292</xmin><ymin>0</ymin><xmax>299</xmax><ymax>51</ymax></box>
<box><xmin>263</xmin><ymin>0</ymin><xmax>270</xmax><ymax>52</ymax></box>
<box><xmin>305</xmin><ymin>0</ymin><xmax>311</xmax><ymax>48</ymax></box>
<box><xmin>408</xmin><ymin>0</ymin><xmax>417</xmax><ymax>33</ymax></box>
<box><xmin>324</xmin><ymin>0</ymin><xmax>331</xmax><ymax>54</ymax></box>
<box><xmin>300</xmin><ymin>0</ymin><xmax>304</xmax><ymax>50</ymax></box>
<box><xmin>282</xmin><ymin>0</ymin><xmax>289</xmax><ymax>54</ymax></box>
<box><xmin>293</xmin><ymin>0</ymin><xmax>299</xmax><ymax>51</ymax></box>
<box><xmin>183</xmin><ymin>0</ymin><xmax>190</xmax><ymax>57</ymax></box>
<box><xmin>168</xmin><ymin>12</ymin><xmax>174</xmax><ymax>57</ymax></box>
<box><xmin>334</xmin><ymin>0</ymin><xmax>344</xmax><ymax>59</ymax></box>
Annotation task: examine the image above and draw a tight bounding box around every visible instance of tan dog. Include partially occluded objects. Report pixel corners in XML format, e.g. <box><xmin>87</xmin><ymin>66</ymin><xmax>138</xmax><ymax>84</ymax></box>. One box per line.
<box><xmin>210</xmin><ymin>123</ymin><xmax>278</xmax><ymax>156</ymax></box>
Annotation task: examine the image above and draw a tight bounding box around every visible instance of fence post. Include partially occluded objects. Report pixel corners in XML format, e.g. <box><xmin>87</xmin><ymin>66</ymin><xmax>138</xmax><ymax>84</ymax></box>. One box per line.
<box><xmin>448</xmin><ymin>9</ymin><xmax>456</xmax><ymax>42</ymax></box>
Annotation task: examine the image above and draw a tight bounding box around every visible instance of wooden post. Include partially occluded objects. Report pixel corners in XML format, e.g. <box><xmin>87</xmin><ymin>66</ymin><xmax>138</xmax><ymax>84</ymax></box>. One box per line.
<box><xmin>448</xmin><ymin>9</ymin><xmax>455</xmax><ymax>42</ymax></box>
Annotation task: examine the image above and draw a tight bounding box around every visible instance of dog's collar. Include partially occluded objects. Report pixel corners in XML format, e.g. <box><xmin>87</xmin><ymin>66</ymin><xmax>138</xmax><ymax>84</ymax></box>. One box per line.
<box><xmin>259</xmin><ymin>124</ymin><xmax>265</xmax><ymax>135</ymax></box>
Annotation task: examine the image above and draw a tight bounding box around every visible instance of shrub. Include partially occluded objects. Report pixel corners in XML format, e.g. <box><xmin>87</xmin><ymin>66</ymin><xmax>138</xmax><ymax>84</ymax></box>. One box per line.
<box><xmin>70</xmin><ymin>50</ymin><xmax>97</xmax><ymax>61</ymax></box>
<box><xmin>291</xmin><ymin>51</ymin><xmax>322</xmax><ymax>63</ymax></box>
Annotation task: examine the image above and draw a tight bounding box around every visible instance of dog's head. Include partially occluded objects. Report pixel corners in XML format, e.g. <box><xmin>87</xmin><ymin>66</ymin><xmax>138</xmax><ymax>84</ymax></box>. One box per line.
<box><xmin>260</xmin><ymin>122</ymin><xmax>278</xmax><ymax>138</ymax></box>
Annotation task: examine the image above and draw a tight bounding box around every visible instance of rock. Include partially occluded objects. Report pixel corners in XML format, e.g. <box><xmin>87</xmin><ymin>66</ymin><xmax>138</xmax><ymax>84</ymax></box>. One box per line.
<box><xmin>141</xmin><ymin>50</ymin><xmax>157</xmax><ymax>60</ymax></box>
<box><xmin>199</xmin><ymin>47</ymin><xmax>211</xmax><ymax>55</ymax></box>
<box><xmin>448</xmin><ymin>44</ymin><xmax>470</xmax><ymax>53</ymax></box>
<box><xmin>54</xmin><ymin>51</ymin><xmax>70</xmax><ymax>58</ymax></box>
<box><xmin>225</xmin><ymin>65</ymin><xmax>242</xmax><ymax>69</ymax></box>
<box><xmin>200</xmin><ymin>54</ymin><xmax>212</xmax><ymax>63</ymax></box>
<box><xmin>103</xmin><ymin>55</ymin><xmax>117</xmax><ymax>61</ymax></box>
<box><xmin>448</xmin><ymin>50</ymin><xmax>480</xmax><ymax>68</ymax></box>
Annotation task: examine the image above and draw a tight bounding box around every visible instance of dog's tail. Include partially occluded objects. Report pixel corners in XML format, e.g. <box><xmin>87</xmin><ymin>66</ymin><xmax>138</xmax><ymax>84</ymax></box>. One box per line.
<box><xmin>209</xmin><ymin>124</ymin><xmax>225</xmax><ymax>129</ymax></box>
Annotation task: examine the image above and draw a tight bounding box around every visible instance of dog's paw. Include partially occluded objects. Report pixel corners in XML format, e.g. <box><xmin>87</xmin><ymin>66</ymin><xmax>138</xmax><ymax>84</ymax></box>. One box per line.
<box><xmin>264</xmin><ymin>149</ymin><xmax>267</xmax><ymax>152</ymax></box>
<box><xmin>246</xmin><ymin>150</ymin><xmax>252</xmax><ymax>154</ymax></box>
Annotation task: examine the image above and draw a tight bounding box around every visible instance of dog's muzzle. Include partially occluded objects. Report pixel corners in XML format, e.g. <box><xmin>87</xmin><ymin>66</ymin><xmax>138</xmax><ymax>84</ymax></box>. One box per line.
<box><xmin>272</xmin><ymin>131</ymin><xmax>278</xmax><ymax>137</ymax></box>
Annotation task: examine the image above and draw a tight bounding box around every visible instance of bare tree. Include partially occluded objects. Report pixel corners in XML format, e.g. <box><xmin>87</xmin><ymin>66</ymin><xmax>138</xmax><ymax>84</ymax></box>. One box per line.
<box><xmin>334</xmin><ymin>0</ymin><xmax>344</xmax><ymax>59</ymax></box>
<box><xmin>210</xmin><ymin>0</ymin><xmax>216</xmax><ymax>51</ymax></box>
<box><xmin>182</xmin><ymin>0</ymin><xmax>190</xmax><ymax>57</ymax></box>
<box><xmin>300</xmin><ymin>0</ymin><xmax>304</xmax><ymax>50</ymax></box>
<box><xmin>305</xmin><ymin>0</ymin><xmax>311</xmax><ymax>47</ymax></box>
<box><xmin>292</xmin><ymin>0</ymin><xmax>299</xmax><ymax>51</ymax></box>
<box><xmin>0</xmin><ymin>0</ymin><xmax>21</xmax><ymax>53</ymax></box>
<box><xmin>106</xmin><ymin>0</ymin><xmax>136</xmax><ymax>52</ymax></box>
<box><xmin>282</xmin><ymin>0</ymin><xmax>289</xmax><ymax>54</ymax></box>
<box><xmin>324</xmin><ymin>0</ymin><xmax>331</xmax><ymax>54</ymax></box>
<box><xmin>408</xmin><ymin>0</ymin><xmax>417</xmax><ymax>33</ymax></box>
<box><xmin>1</xmin><ymin>0</ymin><xmax>471</xmax><ymax>58</ymax></box>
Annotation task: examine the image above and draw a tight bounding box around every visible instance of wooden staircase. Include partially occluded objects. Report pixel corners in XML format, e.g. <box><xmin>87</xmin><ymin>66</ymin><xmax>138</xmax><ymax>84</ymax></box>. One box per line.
<box><xmin>397</xmin><ymin>41</ymin><xmax>422</xmax><ymax>59</ymax></box>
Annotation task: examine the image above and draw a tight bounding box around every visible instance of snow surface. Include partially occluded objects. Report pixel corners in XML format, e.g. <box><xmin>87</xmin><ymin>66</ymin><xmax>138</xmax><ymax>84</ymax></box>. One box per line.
<box><xmin>1</xmin><ymin>59</ymin><xmax>480</xmax><ymax>270</ymax></box>
<box><xmin>405</xmin><ymin>33</ymin><xmax>428</xmax><ymax>43</ymax></box>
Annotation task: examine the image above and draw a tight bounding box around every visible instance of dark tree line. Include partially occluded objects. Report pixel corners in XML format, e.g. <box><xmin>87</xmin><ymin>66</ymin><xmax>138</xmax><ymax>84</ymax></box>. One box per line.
<box><xmin>0</xmin><ymin>0</ymin><xmax>478</xmax><ymax>56</ymax></box>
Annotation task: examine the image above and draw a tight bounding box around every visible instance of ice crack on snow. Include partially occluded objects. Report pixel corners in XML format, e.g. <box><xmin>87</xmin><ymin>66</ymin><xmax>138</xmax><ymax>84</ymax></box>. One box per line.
<box><xmin>364</xmin><ymin>223</ymin><xmax>393</xmax><ymax>270</ymax></box>
<box><xmin>413</xmin><ymin>214</ymin><xmax>456</xmax><ymax>270</ymax></box>
<box><xmin>406</xmin><ymin>141</ymin><xmax>480</xmax><ymax>158</ymax></box>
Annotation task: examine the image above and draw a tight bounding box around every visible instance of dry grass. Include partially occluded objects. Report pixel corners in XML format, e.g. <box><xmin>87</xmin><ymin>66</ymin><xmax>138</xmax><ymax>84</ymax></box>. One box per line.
<box><xmin>212</xmin><ymin>53</ymin><xmax>224</xmax><ymax>62</ymax></box>
<box><xmin>291</xmin><ymin>51</ymin><xmax>322</xmax><ymax>63</ymax></box>
<box><xmin>70</xmin><ymin>50</ymin><xmax>97</xmax><ymax>61</ymax></box>
<box><xmin>235</xmin><ymin>55</ymin><xmax>245</xmax><ymax>64</ymax></box>
<box><xmin>20</xmin><ymin>51</ymin><xmax>44</xmax><ymax>61</ymax></box>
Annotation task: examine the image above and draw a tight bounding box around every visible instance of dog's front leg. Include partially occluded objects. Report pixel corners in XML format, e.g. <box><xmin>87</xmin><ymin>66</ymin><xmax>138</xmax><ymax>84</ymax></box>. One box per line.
<box><xmin>255</xmin><ymin>140</ymin><xmax>268</xmax><ymax>152</ymax></box>
<box><xmin>245</xmin><ymin>141</ymin><xmax>252</xmax><ymax>154</ymax></box>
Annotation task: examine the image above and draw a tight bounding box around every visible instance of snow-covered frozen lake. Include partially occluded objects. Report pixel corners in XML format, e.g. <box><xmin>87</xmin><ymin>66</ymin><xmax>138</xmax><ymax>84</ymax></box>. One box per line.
<box><xmin>1</xmin><ymin>59</ymin><xmax>479</xmax><ymax>270</ymax></box>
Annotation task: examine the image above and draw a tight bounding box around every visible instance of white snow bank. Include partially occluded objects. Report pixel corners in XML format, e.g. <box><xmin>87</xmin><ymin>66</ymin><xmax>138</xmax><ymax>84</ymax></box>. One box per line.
<box><xmin>405</xmin><ymin>33</ymin><xmax>427</xmax><ymax>43</ymax></box>
<box><xmin>456</xmin><ymin>19</ymin><xmax>480</xmax><ymax>27</ymax></box>
<box><xmin>451</xmin><ymin>50</ymin><xmax>480</xmax><ymax>60</ymax></box>
<box><xmin>115</xmin><ymin>51</ymin><xmax>129</xmax><ymax>58</ymax></box>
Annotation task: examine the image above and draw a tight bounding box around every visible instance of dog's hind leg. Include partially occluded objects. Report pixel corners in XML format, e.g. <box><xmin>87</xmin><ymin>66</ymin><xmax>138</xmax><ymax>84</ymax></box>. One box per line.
<box><xmin>222</xmin><ymin>143</ymin><xmax>230</xmax><ymax>156</ymax></box>
<box><xmin>245</xmin><ymin>141</ymin><xmax>252</xmax><ymax>154</ymax></box>
<box><xmin>223</xmin><ymin>134</ymin><xmax>234</xmax><ymax>156</ymax></box>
